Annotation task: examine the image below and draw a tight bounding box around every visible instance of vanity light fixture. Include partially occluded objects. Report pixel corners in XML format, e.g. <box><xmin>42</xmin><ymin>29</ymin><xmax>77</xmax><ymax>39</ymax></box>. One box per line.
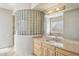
<box><xmin>56</xmin><ymin>8</ymin><xmax>60</xmax><ymax>11</ymax></box>
<box><xmin>47</xmin><ymin>10</ymin><xmax>53</xmax><ymax>14</ymax></box>
<box><xmin>56</xmin><ymin>5</ymin><xmax>65</xmax><ymax>11</ymax></box>
<box><xmin>47</xmin><ymin>5</ymin><xmax>65</xmax><ymax>14</ymax></box>
<box><xmin>47</xmin><ymin>9</ymin><xmax>55</xmax><ymax>14</ymax></box>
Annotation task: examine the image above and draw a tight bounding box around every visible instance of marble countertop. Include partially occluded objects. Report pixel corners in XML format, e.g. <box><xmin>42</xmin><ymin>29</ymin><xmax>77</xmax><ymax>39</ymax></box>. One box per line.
<box><xmin>63</xmin><ymin>39</ymin><xmax>79</xmax><ymax>54</ymax></box>
<box><xmin>43</xmin><ymin>36</ymin><xmax>79</xmax><ymax>54</ymax></box>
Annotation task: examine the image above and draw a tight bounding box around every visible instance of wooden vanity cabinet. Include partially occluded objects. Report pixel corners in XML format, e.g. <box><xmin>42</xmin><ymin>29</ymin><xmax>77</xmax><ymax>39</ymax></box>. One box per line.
<box><xmin>42</xmin><ymin>43</ymin><xmax>55</xmax><ymax>56</ymax></box>
<box><xmin>33</xmin><ymin>38</ymin><xmax>79</xmax><ymax>56</ymax></box>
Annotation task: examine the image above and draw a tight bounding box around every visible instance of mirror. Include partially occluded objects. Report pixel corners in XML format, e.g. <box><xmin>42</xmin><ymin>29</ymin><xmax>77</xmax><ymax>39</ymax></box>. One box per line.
<box><xmin>50</xmin><ymin>16</ymin><xmax>63</xmax><ymax>36</ymax></box>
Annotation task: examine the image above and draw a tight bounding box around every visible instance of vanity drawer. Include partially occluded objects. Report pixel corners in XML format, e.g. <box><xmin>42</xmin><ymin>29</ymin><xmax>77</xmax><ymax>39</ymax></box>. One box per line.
<box><xmin>42</xmin><ymin>43</ymin><xmax>55</xmax><ymax>51</ymax></box>
<box><xmin>33</xmin><ymin>39</ymin><xmax>42</xmax><ymax>45</ymax></box>
<box><xmin>34</xmin><ymin>43</ymin><xmax>41</xmax><ymax>49</ymax></box>
<box><xmin>34</xmin><ymin>40</ymin><xmax>41</xmax><ymax>45</ymax></box>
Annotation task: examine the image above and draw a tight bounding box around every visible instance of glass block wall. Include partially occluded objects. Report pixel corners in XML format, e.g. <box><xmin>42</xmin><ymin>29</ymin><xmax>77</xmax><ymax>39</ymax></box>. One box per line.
<box><xmin>15</xmin><ymin>9</ymin><xmax>44</xmax><ymax>35</ymax></box>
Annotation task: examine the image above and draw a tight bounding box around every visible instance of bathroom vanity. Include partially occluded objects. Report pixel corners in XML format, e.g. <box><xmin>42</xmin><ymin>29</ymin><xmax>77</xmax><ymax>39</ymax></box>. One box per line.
<box><xmin>32</xmin><ymin>36</ymin><xmax>79</xmax><ymax>56</ymax></box>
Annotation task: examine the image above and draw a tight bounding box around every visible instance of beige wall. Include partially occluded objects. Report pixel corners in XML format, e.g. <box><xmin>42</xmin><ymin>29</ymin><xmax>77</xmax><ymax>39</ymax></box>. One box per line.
<box><xmin>64</xmin><ymin>8</ymin><xmax>79</xmax><ymax>40</ymax></box>
<box><xmin>0</xmin><ymin>8</ymin><xmax>13</xmax><ymax>48</ymax></box>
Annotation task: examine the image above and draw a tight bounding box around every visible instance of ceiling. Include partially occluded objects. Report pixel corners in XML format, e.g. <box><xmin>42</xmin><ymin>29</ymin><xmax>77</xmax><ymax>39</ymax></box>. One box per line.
<box><xmin>0</xmin><ymin>3</ymin><xmax>79</xmax><ymax>13</ymax></box>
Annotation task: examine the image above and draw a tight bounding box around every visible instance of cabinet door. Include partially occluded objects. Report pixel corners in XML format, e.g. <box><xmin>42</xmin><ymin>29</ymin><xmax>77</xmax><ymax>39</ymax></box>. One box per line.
<box><xmin>56</xmin><ymin>48</ymin><xmax>78</xmax><ymax>56</ymax></box>
<box><xmin>42</xmin><ymin>43</ymin><xmax>55</xmax><ymax>56</ymax></box>
<box><xmin>42</xmin><ymin>47</ymin><xmax>48</xmax><ymax>56</ymax></box>
<box><xmin>56</xmin><ymin>52</ymin><xmax>65</xmax><ymax>56</ymax></box>
<box><xmin>47</xmin><ymin>48</ymin><xmax>55</xmax><ymax>56</ymax></box>
<box><xmin>34</xmin><ymin>48</ymin><xmax>42</xmax><ymax>56</ymax></box>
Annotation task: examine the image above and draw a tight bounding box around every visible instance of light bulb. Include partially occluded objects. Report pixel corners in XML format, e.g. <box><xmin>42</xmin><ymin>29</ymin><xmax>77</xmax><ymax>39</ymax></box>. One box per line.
<box><xmin>47</xmin><ymin>10</ymin><xmax>53</xmax><ymax>13</ymax></box>
<box><xmin>56</xmin><ymin>8</ymin><xmax>60</xmax><ymax>11</ymax></box>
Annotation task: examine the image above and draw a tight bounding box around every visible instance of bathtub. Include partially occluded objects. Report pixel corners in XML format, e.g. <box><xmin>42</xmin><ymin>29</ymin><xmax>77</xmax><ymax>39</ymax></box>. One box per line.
<box><xmin>14</xmin><ymin>35</ymin><xmax>32</xmax><ymax>56</ymax></box>
<box><xmin>0</xmin><ymin>47</ymin><xmax>15</xmax><ymax>56</ymax></box>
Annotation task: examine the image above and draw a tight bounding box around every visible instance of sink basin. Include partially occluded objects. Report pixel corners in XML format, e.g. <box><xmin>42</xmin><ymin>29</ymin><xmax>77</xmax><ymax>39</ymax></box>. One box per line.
<box><xmin>44</xmin><ymin>35</ymin><xmax>64</xmax><ymax>48</ymax></box>
<box><xmin>45</xmin><ymin>36</ymin><xmax>64</xmax><ymax>43</ymax></box>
